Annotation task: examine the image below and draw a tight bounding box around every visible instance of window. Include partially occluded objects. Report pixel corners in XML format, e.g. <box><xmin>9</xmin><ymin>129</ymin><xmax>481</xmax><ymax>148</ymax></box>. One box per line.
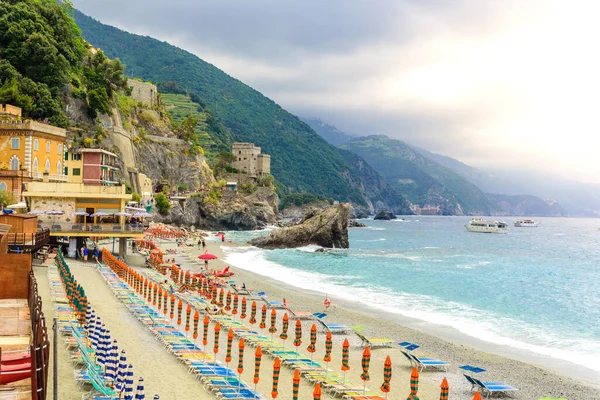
<box><xmin>73</xmin><ymin>168</ymin><xmax>81</xmax><ymax>176</ymax></box>
<box><xmin>64</xmin><ymin>167</ymin><xmax>68</xmax><ymax>175</ymax></box>
<box><xmin>46</xmin><ymin>141</ymin><xmax>51</xmax><ymax>153</ymax></box>
<box><xmin>11</xmin><ymin>138</ymin><xmax>20</xmax><ymax>149</ymax></box>
<box><xmin>33</xmin><ymin>139</ymin><xmax>39</xmax><ymax>151</ymax></box>
<box><xmin>45</xmin><ymin>159</ymin><xmax>50</xmax><ymax>173</ymax></box>
<box><xmin>71</xmin><ymin>153</ymin><xmax>81</xmax><ymax>161</ymax></box>
<box><xmin>238</xmin><ymin>158</ymin><xmax>241</xmax><ymax>161</ymax></box>
<box><xmin>33</xmin><ymin>157</ymin><xmax>38</xmax><ymax>174</ymax></box>
<box><xmin>0</xmin><ymin>182</ymin><xmax>6</xmax><ymax>191</ymax></box>
<box><xmin>9</xmin><ymin>156</ymin><xmax>19</xmax><ymax>171</ymax></box>
<box><xmin>58</xmin><ymin>144</ymin><xmax>62</xmax><ymax>155</ymax></box>
<box><xmin>64</xmin><ymin>151</ymin><xmax>68</xmax><ymax>161</ymax></box>
<box><xmin>57</xmin><ymin>161</ymin><xmax>61</xmax><ymax>175</ymax></box>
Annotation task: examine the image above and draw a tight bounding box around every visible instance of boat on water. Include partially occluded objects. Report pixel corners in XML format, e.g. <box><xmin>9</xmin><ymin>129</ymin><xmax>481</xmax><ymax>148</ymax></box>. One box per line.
<box><xmin>514</xmin><ymin>219</ymin><xmax>539</xmax><ymax>227</ymax></box>
<box><xmin>465</xmin><ymin>218</ymin><xmax>508</xmax><ymax>233</ymax></box>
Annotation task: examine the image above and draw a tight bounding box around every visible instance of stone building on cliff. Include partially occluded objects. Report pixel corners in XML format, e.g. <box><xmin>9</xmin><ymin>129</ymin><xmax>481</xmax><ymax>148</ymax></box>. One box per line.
<box><xmin>231</xmin><ymin>142</ymin><xmax>271</xmax><ymax>179</ymax></box>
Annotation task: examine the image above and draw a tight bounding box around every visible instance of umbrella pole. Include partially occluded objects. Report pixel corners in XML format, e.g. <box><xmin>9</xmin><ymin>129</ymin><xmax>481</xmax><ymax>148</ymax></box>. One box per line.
<box><xmin>343</xmin><ymin>370</ymin><xmax>346</xmax><ymax>385</ymax></box>
<box><xmin>325</xmin><ymin>362</ymin><xmax>328</xmax><ymax>379</ymax></box>
<box><xmin>363</xmin><ymin>380</ymin><xmax>366</xmax><ymax>395</ymax></box>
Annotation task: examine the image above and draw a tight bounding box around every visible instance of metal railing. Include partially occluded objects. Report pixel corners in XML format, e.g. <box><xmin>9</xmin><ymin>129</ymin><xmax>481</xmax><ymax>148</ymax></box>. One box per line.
<box><xmin>40</xmin><ymin>223</ymin><xmax>144</xmax><ymax>234</ymax></box>
<box><xmin>6</xmin><ymin>228</ymin><xmax>50</xmax><ymax>252</ymax></box>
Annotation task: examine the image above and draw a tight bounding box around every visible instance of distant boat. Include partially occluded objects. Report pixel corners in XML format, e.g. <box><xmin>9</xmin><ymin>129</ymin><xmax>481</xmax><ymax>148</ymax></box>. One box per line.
<box><xmin>465</xmin><ymin>218</ymin><xmax>508</xmax><ymax>233</ymax></box>
<box><xmin>514</xmin><ymin>219</ymin><xmax>539</xmax><ymax>227</ymax></box>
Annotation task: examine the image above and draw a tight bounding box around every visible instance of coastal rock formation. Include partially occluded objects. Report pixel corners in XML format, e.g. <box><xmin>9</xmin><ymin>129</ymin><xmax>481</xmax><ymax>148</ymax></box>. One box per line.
<box><xmin>374</xmin><ymin>209</ymin><xmax>396</xmax><ymax>220</ymax></box>
<box><xmin>249</xmin><ymin>203</ymin><xmax>350</xmax><ymax>249</ymax></box>
<box><xmin>348</xmin><ymin>219</ymin><xmax>367</xmax><ymax>228</ymax></box>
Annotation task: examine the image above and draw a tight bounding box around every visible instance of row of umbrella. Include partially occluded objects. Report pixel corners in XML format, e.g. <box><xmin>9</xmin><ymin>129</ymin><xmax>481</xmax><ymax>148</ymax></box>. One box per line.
<box><xmin>28</xmin><ymin>210</ymin><xmax>152</xmax><ymax>217</ymax></box>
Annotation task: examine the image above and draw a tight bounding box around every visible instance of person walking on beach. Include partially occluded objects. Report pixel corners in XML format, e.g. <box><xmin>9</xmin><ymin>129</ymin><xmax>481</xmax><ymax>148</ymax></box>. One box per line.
<box><xmin>93</xmin><ymin>247</ymin><xmax>99</xmax><ymax>263</ymax></box>
<box><xmin>202</xmin><ymin>240</ymin><xmax>206</xmax><ymax>249</ymax></box>
<box><xmin>83</xmin><ymin>247</ymin><xmax>88</xmax><ymax>262</ymax></box>
<box><xmin>198</xmin><ymin>238</ymin><xmax>202</xmax><ymax>249</ymax></box>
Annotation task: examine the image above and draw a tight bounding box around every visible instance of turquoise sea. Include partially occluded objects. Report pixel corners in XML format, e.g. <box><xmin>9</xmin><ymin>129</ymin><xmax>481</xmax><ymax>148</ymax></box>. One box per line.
<box><xmin>216</xmin><ymin>216</ymin><xmax>600</xmax><ymax>375</ymax></box>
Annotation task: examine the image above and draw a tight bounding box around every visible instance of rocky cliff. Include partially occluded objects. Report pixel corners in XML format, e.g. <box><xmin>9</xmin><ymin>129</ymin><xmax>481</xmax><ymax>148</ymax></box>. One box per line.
<box><xmin>249</xmin><ymin>203</ymin><xmax>350</xmax><ymax>249</ymax></box>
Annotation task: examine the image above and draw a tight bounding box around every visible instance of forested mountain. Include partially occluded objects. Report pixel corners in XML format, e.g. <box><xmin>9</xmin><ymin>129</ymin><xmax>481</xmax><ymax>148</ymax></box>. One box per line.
<box><xmin>73</xmin><ymin>11</ymin><xmax>413</xmax><ymax>211</ymax></box>
<box><xmin>301</xmin><ymin>117</ymin><xmax>355</xmax><ymax>147</ymax></box>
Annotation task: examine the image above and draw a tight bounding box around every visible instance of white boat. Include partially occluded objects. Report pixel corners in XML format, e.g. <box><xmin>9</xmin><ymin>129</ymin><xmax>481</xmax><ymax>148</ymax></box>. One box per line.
<box><xmin>465</xmin><ymin>218</ymin><xmax>508</xmax><ymax>233</ymax></box>
<box><xmin>514</xmin><ymin>219</ymin><xmax>539</xmax><ymax>227</ymax></box>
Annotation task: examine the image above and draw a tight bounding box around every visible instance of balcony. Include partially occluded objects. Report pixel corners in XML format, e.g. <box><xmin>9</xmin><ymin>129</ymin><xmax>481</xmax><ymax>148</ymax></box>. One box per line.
<box><xmin>6</xmin><ymin>228</ymin><xmax>50</xmax><ymax>253</ymax></box>
<box><xmin>40</xmin><ymin>222</ymin><xmax>145</xmax><ymax>236</ymax></box>
<box><xmin>24</xmin><ymin>181</ymin><xmax>130</xmax><ymax>199</ymax></box>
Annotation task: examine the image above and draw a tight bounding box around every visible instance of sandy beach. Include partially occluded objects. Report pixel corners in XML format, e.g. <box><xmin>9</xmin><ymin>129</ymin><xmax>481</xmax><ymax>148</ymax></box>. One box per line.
<box><xmin>33</xmin><ymin>233</ymin><xmax>599</xmax><ymax>400</ymax></box>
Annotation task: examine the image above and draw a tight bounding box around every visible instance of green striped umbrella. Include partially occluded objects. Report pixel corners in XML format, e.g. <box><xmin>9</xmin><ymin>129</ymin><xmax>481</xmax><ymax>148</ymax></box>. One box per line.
<box><xmin>271</xmin><ymin>357</ymin><xmax>281</xmax><ymax>399</ymax></box>
<box><xmin>268</xmin><ymin>308</ymin><xmax>277</xmax><ymax>334</ymax></box>
<box><xmin>253</xmin><ymin>345</ymin><xmax>262</xmax><ymax>390</ymax></box>
<box><xmin>341</xmin><ymin>338</ymin><xmax>350</xmax><ymax>371</ymax></box>
<box><xmin>240</xmin><ymin>297</ymin><xmax>247</xmax><ymax>320</ymax></box>
<box><xmin>307</xmin><ymin>323</ymin><xmax>317</xmax><ymax>356</ymax></box>
<box><xmin>324</xmin><ymin>331</ymin><xmax>332</xmax><ymax>362</ymax></box>
<box><xmin>293</xmin><ymin>319</ymin><xmax>302</xmax><ymax>348</ymax></box>
<box><xmin>381</xmin><ymin>356</ymin><xmax>392</xmax><ymax>397</ymax></box>
<box><xmin>157</xmin><ymin>287</ymin><xmax>163</xmax><ymax>311</ymax></box>
<box><xmin>225</xmin><ymin>290</ymin><xmax>232</xmax><ymax>311</ymax></box>
<box><xmin>361</xmin><ymin>346</ymin><xmax>371</xmax><ymax>394</ymax></box>
<box><xmin>213</xmin><ymin>321</ymin><xmax>221</xmax><ymax>355</ymax></box>
<box><xmin>144</xmin><ymin>279</ymin><xmax>149</xmax><ymax>300</ymax></box>
<box><xmin>407</xmin><ymin>367</ymin><xmax>419</xmax><ymax>400</ymax></box>
<box><xmin>211</xmin><ymin>285</ymin><xmax>217</xmax><ymax>304</ymax></box>
<box><xmin>249</xmin><ymin>301</ymin><xmax>257</xmax><ymax>325</ymax></box>
<box><xmin>259</xmin><ymin>304</ymin><xmax>267</xmax><ymax>329</ymax></box>
<box><xmin>177</xmin><ymin>299</ymin><xmax>183</xmax><ymax>326</ymax></box>
<box><xmin>218</xmin><ymin>288</ymin><xmax>224</xmax><ymax>308</ymax></box>
<box><xmin>440</xmin><ymin>377</ymin><xmax>449</xmax><ymax>400</ymax></box>
<box><xmin>280</xmin><ymin>313</ymin><xmax>289</xmax><ymax>341</ymax></box>
<box><xmin>292</xmin><ymin>368</ymin><xmax>300</xmax><ymax>400</ymax></box>
<box><xmin>163</xmin><ymin>291</ymin><xmax>168</xmax><ymax>316</ymax></box>
<box><xmin>153</xmin><ymin>283</ymin><xmax>158</xmax><ymax>306</ymax></box>
<box><xmin>192</xmin><ymin>310</ymin><xmax>199</xmax><ymax>340</ymax></box>
<box><xmin>232</xmin><ymin>293</ymin><xmax>239</xmax><ymax>315</ymax></box>
<box><xmin>169</xmin><ymin>294</ymin><xmax>175</xmax><ymax>320</ymax></box>
<box><xmin>185</xmin><ymin>303</ymin><xmax>192</xmax><ymax>334</ymax></box>
<box><xmin>203</xmin><ymin>315</ymin><xmax>210</xmax><ymax>346</ymax></box>
<box><xmin>237</xmin><ymin>338</ymin><xmax>245</xmax><ymax>374</ymax></box>
<box><xmin>225</xmin><ymin>329</ymin><xmax>234</xmax><ymax>363</ymax></box>
<box><xmin>313</xmin><ymin>382</ymin><xmax>321</xmax><ymax>400</ymax></box>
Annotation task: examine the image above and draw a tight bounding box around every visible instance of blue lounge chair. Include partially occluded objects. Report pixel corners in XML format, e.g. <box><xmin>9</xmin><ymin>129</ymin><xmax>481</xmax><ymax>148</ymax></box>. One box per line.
<box><xmin>409</xmin><ymin>353</ymin><xmax>448</xmax><ymax>371</ymax></box>
<box><xmin>472</xmin><ymin>377</ymin><xmax>518</xmax><ymax>397</ymax></box>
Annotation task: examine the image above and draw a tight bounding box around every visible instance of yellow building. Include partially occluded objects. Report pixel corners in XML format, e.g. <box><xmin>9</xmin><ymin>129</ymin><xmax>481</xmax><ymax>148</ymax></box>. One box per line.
<box><xmin>0</xmin><ymin>104</ymin><xmax>67</xmax><ymax>201</ymax></box>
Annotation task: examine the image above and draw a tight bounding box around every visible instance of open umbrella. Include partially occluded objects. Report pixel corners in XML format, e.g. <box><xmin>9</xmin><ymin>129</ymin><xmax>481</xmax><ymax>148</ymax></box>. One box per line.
<box><xmin>307</xmin><ymin>324</ymin><xmax>317</xmax><ymax>359</ymax></box>
<box><xmin>192</xmin><ymin>310</ymin><xmax>199</xmax><ymax>340</ymax></box>
<box><xmin>253</xmin><ymin>346</ymin><xmax>262</xmax><ymax>391</ymax></box>
<box><xmin>293</xmin><ymin>319</ymin><xmax>302</xmax><ymax>349</ymax></box>
<box><xmin>341</xmin><ymin>338</ymin><xmax>350</xmax><ymax>383</ymax></box>
<box><xmin>213</xmin><ymin>321</ymin><xmax>221</xmax><ymax>355</ymax></box>
<box><xmin>27</xmin><ymin>210</ymin><xmax>46</xmax><ymax>215</ymax></box>
<box><xmin>232</xmin><ymin>293</ymin><xmax>239</xmax><ymax>315</ymax></box>
<box><xmin>268</xmin><ymin>308</ymin><xmax>277</xmax><ymax>338</ymax></box>
<box><xmin>407</xmin><ymin>367</ymin><xmax>420</xmax><ymax>400</ymax></box>
<box><xmin>292</xmin><ymin>368</ymin><xmax>300</xmax><ymax>400</ymax></box>
<box><xmin>249</xmin><ymin>301</ymin><xmax>257</xmax><ymax>325</ymax></box>
<box><xmin>115</xmin><ymin>212</ymin><xmax>132</xmax><ymax>217</ymax></box>
<box><xmin>133</xmin><ymin>212</ymin><xmax>152</xmax><ymax>217</ymax></box>
<box><xmin>440</xmin><ymin>377</ymin><xmax>449</xmax><ymax>400</ymax></box>
<box><xmin>134</xmin><ymin>376</ymin><xmax>145</xmax><ymax>400</ymax></box>
<box><xmin>225</xmin><ymin>290</ymin><xmax>232</xmax><ymax>311</ymax></box>
<box><xmin>381</xmin><ymin>356</ymin><xmax>392</xmax><ymax>398</ymax></box>
<box><xmin>313</xmin><ymin>382</ymin><xmax>322</xmax><ymax>400</ymax></box>
<box><xmin>360</xmin><ymin>347</ymin><xmax>371</xmax><ymax>394</ymax></box>
<box><xmin>240</xmin><ymin>297</ymin><xmax>247</xmax><ymax>320</ymax></box>
<box><xmin>198</xmin><ymin>250</ymin><xmax>218</xmax><ymax>260</ymax></box>
<box><xmin>272</xmin><ymin>357</ymin><xmax>281</xmax><ymax>399</ymax></box>
<box><xmin>280</xmin><ymin>313</ymin><xmax>289</xmax><ymax>344</ymax></box>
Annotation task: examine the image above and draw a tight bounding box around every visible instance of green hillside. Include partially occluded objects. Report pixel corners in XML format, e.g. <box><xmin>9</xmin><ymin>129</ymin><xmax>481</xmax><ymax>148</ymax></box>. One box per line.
<box><xmin>73</xmin><ymin>10</ymin><xmax>376</xmax><ymax>206</ymax></box>
<box><xmin>342</xmin><ymin>135</ymin><xmax>499</xmax><ymax>215</ymax></box>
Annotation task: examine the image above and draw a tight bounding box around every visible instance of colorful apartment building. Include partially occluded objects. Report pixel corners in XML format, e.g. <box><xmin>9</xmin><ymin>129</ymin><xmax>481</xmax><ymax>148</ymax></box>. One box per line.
<box><xmin>66</xmin><ymin>148</ymin><xmax>120</xmax><ymax>185</ymax></box>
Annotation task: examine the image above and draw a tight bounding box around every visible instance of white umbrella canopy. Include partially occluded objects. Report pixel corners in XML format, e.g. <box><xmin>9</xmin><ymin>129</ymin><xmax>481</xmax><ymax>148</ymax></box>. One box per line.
<box><xmin>115</xmin><ymin>212</ymin><xmax>132</xmax><ymax>217</ymax></box>
<box><xmin>90</xmin><ymin>212</ymin><xmax>110</xmax><ymax>217</ymax></box>
<box><xmin>72</xmin><ymin>211</ymin><xmax>89</xmax><ymax>216</ymax></box>
<box><xmin>27</xmin><ymin>210</ymin><xmax>45</xmax><ymax>215</ymax></box>
<box><xmin>45</xmin><ymin>210</ymin><xmax>64</xmax><ymax>215</ymax></box>
<box><xmin>7</xmin><ymin>202</ymin><xmax>27</xmax><ymax>209</ymax></box>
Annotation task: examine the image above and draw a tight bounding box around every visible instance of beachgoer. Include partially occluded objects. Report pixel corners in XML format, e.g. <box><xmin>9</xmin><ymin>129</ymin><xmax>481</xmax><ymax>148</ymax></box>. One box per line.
<box><xmin>198</xmin><ymin>239</ymin><xmax>202</xmax><ymax>249</ymax></box>
<box><xmin>202</xmin><ymin>240</ymin><xmax>206</xmax><ymax>249</ymax></box>
<box><xmin>221</xmin><ymin>235</ymin><xmax>225</xmax><ymax>242</ymax></box>
<box><xmin>83</xmin><ymin>247</ymin><xmax>89</xmax><ymax>262</ymax></box>
<box><xmin>93</xmin><ymin>247</ymin><xmax>99</xmax><ymax>263</ymax></box>
<box><xmin>204</xmin><ymin>260</ymin><xmax>208</xmax><ymax>270</ymax></box>
<box><xmin>242</xmin><ymin>283</ymin><xmax>247</xmax><ymax>291</ymax></box>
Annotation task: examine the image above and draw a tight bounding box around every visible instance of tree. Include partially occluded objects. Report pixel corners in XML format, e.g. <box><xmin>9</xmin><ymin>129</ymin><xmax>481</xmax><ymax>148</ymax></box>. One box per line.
<box><xmin>154</xmin><ymin>193</ymin><xmax>171</xmax><ymax>215</ymax></box>
<box><xmin>0</xmin><ymin>190</ymin><xmax>15</xmax><ymax>208</ymax></box>
<box><xmin>131</xmin><ymin>192</ymin><xmax>141</xmax><ymax>203</ymax></box>
<box><xmin>176</xmin><ymin>115</ymin><xmax>198</xmax><ymax>142</ymax></box>
<box><xmin>215</xmin><ymin>152</ymin><xmax>236</xmax><ymax>170</ymax></box>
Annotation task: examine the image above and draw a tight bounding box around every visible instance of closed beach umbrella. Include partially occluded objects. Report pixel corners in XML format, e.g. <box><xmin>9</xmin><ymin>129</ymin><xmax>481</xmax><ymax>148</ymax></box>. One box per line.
<box><xmin>193</xmin><ymin>310</ymin><xmax>199</xmax><ymax>340</ymax></box>
<box><xmin>134</xmin><ymin>377</ymin><xmax>145</xmax><ymax>400</ymax></box>
<box><xmin>324</xmin><ymin>331</ymin><xmax>332</xmax><ymax>362</ymax></box>
<box><xmin>85</xmin><ymin>305</ymin><xmax>92</xmax><ymax>331</ymax></box>
<box><xmin>293</xmin><ymin>319</ymin><xmax>302</xmax><ymax>348</ymax></box>
<box><xmin>226</xmin><ymin>329</ymin><xmax>234</xmax><ymax>363</ymax></box>
<box><xmin>225</xmin><ymin>290</ymin><xmax>232</xmax><ymax>311</ymax></box>
<box><xmin>381</xmin><ymin>356</ymin><xmax>392</xmax><ymax>397</ymax></box>
<box><xmin>185</xmin><ymin>303</ymin><xmax>192</xmax><ymax>334</ymax></box>
<box><xmin>232</xmin><ymin>293</ymin><xmax>239</xmax><ymax>315</ymax></box>
<box><xmin>408</xmin><ymin>367</ymin><xmax>420</xmax><ymax>400</ymax></box>
<box><xmin>213</xmin><ymin>321</ymin><xmax>221</xmax><ymax>355</ymax></box>
<box><xmin>440</xmin><ymin>377</ymin><xmax>449</xmax><ymax>400</ymax></box>
<box><xmin>203</xmin><ymin>316</ymin><xmax>210</xmax><ymax>346</ymax></box>
<box><xmin>360</xmin><ymin>347</ymin><xmax>371</xmax><ymax>394</ymax></box>
<box><xmin>307</xmin><ymin>323</ymin><xmax>317</xmax><ymax>355</ymax></box>
<box><xmin>177</xmin><ymin>299</ymin><xmax>183</xmax><ymax>326</ymax></box>
<box><xmin>313</xmin><ymin>382</ymin><xmax>322</xmax><ymax>400</ymax></box>
<box><xmin>341</xmin><ymin>338</ymin><xmax>350</xmax><ymax>383</ymax></box>
<box><xmin>124</xmin><ymin>364</ymin><xmax>134</xmax><ymax>400</ymax></box>
<box><xmin>162</xmin><ymin>291</ymin><xmax>168</xmax><ymax>316</ymax></box>
<box><xmin>157</xmin><ymin>287</ymin><xmax>163</xmax><ymax>310</ymax></box>
<box><xmin>292</xmin><ymin>368</ymin><xmax>300</xmax><ymax>400</ymax></box>
<box><xmin>218</xmin><ymin>288</ymin><xmax>225</xmax><ymax>308</ymax></box>
<box><xmin>280</xmin><ymin>313</ymin><xmax>289</xmax><ymax>341</ymax></box>
<box><xmin>249</xmin><ymin>301</ymin><xmax>257</xmax><ymax>325</ymax></box>
<box><xmin>472</xmin><ymin>392</ymin><xmax>482</xmax><ymax>400</ymax></box>
<box><xmin>105</xmin><ymin>339</ymin><xmax>119</xmax><ymax>382</ymax></box>
<box><xmin>86</xmin><ymin>308</ymin><xmax>95</xmax><ymax>337</ymax></box>
<box><xmin>96</xmin><ymin>324</ymin><xmax>107</xmax><ymax>367</ymax></box>
<box><xmin>260</xmin><ymin>304</ymin><xmax>267</xmax><ymax>329</ymax></box>
<box><xmin>241</xmin><ymin>297</ymin><xmax>247</xmax><ymax>320</ymax></box>
<box><xmin>253</xmin><ymin>345</ymin><xmax>262</xmax><ymax>386</ymax></box>
<box><xmin>116</xmin><ymin>350</ymin><xmax>127</xmax><ymax>394</ymax></box>
<box><xmin>237</xmin><ymin>338</ymin><xmax>245</xmax><ymax>374</ymax></box>
<box><xmin>169</xmin><ymin>294</ymin><xmax>175</xmax><ymax>320</ymax></box>
<box><xmin>211</xmin><ymin>285</ymin><xmax>217</xmax><ymax>304</ymax></box>
<box><xmin>272</xmin><ymin>357</ymin><xmax>281</xmax><ymax>399</ymax></box>
<box><xmin>153</xmin><ymin>283</ymin><xmax>158</xmax><ymax>306</ymax></box>
<box><xmin>268</xmin><ymin>308</ymin><xmax>277</xmax><ymax>334</ymax></box>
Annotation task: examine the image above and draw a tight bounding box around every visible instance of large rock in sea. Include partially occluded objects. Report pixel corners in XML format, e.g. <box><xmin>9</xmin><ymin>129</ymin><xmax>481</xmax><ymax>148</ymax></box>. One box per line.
<box><xmin>249</xmin><ymin>204</ymin><xmax>350</xmax><ymax>249</ymax></box>
<box><xmin>374</xmin><ymin>209</ymin><xmax>396</xmax><ymax>220</ymax></box>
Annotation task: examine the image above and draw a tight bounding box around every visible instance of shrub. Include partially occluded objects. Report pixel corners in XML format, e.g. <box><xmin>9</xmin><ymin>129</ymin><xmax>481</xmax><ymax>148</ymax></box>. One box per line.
<box><xmin>0</xmin><ymin>190</ymin><xmax>15</xmax><ymax>207</ymax></box>
<box><xmin>139</xmin><ymin>110</ymin><xmax>158</xmax><ymax>124</ymax></box>
<box><xmin>154</xmin><ymin>193</ymin><xmax>171</xmax><ymax>215</ymax></box>
<box><xmin>257</xmin><ymin>174</ymin><xmax>274</xmax><ymax>187</ymax></box>
<box><xmin>239</xmin><ymin>183</ymin><xmax>256</xmax><ymax>195</ymax></box>
<box><xmin>131</xmin><ymin>192</ymin><xmax>141</xmax><ymax>203</ymax></box>
<box><xmin>82</xmin><ymin>138</ymin><xmax>94</xmax><ymax>148</ymax></box>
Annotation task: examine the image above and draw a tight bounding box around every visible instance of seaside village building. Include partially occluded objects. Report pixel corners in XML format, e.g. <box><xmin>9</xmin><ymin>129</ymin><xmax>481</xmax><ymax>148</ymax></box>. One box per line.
<box><xmin>231</xmin><ymin>142</ymin><xmax>271</xmax><ymax>181</ymax></box>
<box><xmin>0</xmin><ymin>104</ymin><xmax>146</xmax><ymax>259</ymax></box>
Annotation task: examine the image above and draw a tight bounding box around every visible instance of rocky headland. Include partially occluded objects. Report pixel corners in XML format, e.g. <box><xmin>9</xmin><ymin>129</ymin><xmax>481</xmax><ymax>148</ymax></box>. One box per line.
<box><xmin>374</xmin><ymin>209</ymin><xmax>396</xmax><ymax>220</ymax></box>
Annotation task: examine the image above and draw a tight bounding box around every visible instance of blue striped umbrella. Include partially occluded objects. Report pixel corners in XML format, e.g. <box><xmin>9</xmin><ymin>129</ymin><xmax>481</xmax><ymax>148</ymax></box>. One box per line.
<box><xmin>104</xmin><ymin>339</ymin><xmax>119</xmax><ymax>381</ymax></box>
<box><xmin>134</xmin><ymin>377</ymin><xmax>145</xmax><ymax>399</ymax></box>
<box><xmin>124</xmin><ymin>364</ymin><xmax>134</xmax><ymax>400</ymax></box>
<box><xmin>84</xmin><ymin>305</ymin><xmax>93</xmax><ymax>334</ymax></box>
<box><xmin>91</xmin><ymin>317</ymin><xmax>102</xmax><ymax>350</ymax></box>
<box><xmin>116</xmin><ymin>350</ymin><xmax>128</xmax><ymax>393</ymax></box>
<box><xmin>96</xmin><ymin>324</ymin><xmax>107</xmax><ymax>367</ymax></box>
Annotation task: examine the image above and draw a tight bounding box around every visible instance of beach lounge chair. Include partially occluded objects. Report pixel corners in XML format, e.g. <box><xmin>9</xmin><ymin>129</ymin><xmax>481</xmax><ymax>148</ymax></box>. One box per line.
<box><xmin>354</xmin><ymin>332</ymin><xmax>394</xmax><ymax>348</ymax></box>
<box><xmin>409</xmin><ymin>353</ymin><xmax>448</xmax><ymax>371</ymax></box>
<box><xmin>286</xmin><ymin>310</ymin><xmax>326</xmax><ymax>320</ymax></box>
<box><xmin>472</xmin><ymin>377</ymin><xmax>518</xmax><ymax>397</ymax></box>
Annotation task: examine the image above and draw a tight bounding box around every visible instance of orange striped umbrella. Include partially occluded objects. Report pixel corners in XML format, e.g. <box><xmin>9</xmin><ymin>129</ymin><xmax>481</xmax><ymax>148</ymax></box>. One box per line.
<box><xmin>440</xmin><ymin>377</ymin><xmax>449</xmax><ymax>400</ymax></box>
<box><xmin>292</xmin><ymin>368</ymin><xmax>300</xmax><ymax>400</ymax></box>
<box><xmin>324</xmin><ymin>331</ymin><xmax>332</xmax><ymax>362</ymax></box>
<box><xmin>237</xmin><ymin>338</ymin><xmax>245</xmax><ymax>374</ymax></box>
<box><xmin>203</xmin><ymin>315</ymin><xmax>210</xmax><ymax>346</ymax></box>
<box><xmin>177</xmin><ymin>299</ymin><xmax>183</xmax><ymax>326</ymax></box>
<box><xmin>293</xmin><ymin>319</ymin><xmax>302</xmax><ymax>348</ymax></box>
<box><xmin>268</xmin><ymin>308</ymin><xmax>277</xmax><ymax>334</ymax></box>
<box><xmin>341</xmin><ymin>338</ymin><xmax>350</xmax><ymax>374</ymax></box>
<box><xmin>313</xmin><ymin>382</ymin><xmax>321</xmax><ymax>400</ymax></box>
<box><xmin>185</xmin><ymin>303</ymin><xmax>192</xmax><ymax>333</ymax></box>
<box><xmin>185</xmin><ymin>270</ymin><xmax>191</xmax><ymax>285</ymax></box>
<box><xmin>145</xmin><ymin>279</ymin><xmax>150</xmax><ymax>300</ymax></box>
<box><xmin>232</xmin><ymin>293</ymin><xmax>239</xmax><ymax>315</ymax></box>
<box><xmin>211</xmin><ymin>285</ymin><xmax>217</xmax><ymax>304</ymax></box>
<box><xmin>249</xmin><ymin>301</ymin><xmax>257</xmax><ymax>325</ymax></box>
<box><xmin>259</xmin><ymin>304</ymin><xmax>267</xmax><ymax>329</ymax></box>
<box><xmin>169</xmin><ymin>294</ymin><xmax>175</xmax><ymax>319</ymax></box>
<box><xmin>225</xmin><ymin>329</ymin><xmax>234</xmax><ymax>363</ymax></box>
<box><xmin>218</xmin><ymin>288</ymin><xmax>225</xmax><ymax>308</ymax></box>
<box><xmin>225</xmin><ymin>290</ymin><xmax>232</xmax><ymax>311</ymax></box>
<box><xmin>213</xmin><ymin>321</ymin><xmax>221</xmax><ymax>355</ymax></box>
<box><xmin>472</xmin><ymin>392</ymin><xmax>481</xmax><ymax>400</ymax></box>
<box><xmin>408</xmin><ymin>367</ymin><xmax>419</xmax><ymax>399</ymax></box>
<box><xmin>280</xmin><ymin>313</ymin><xmax>289</xmax><ymax>341</ymax></box>
<box><xmin>152</xmin><ymin>283</ymin><xmax>158</xmax><ymax>306</ymax></box>
<box><xmin>162</xmin><ymin>291</ymin><xmax>168</xmax><ymax>316</ymax></box>
<box><xmin>381</xmin><ymin>356</ymin><xmax>392</xmax><ymax>397</ymax></box>
<box><xmin>192</xmin><ymin>310</ymin><xmax>199</xmax><ymax>340</ymax></box>
<box><xmin>360</xmin><ymin>347</ymin><xmax>371</xmax><ymax>381</ymax></box>
<box><xmin>253</xmin><ymin>345</ymin><xmax>262</xmax><ymax>386</ymax></box>
<box><xmin>307</xmin><ymin>324</ymin><xmax>317</xmax><ymax>355</ymax></box>
<box><xmin>272</xmin><ymin>357</ymin><xmax>281</xmax><ymax>399</ymax></box>
<box><xmin>240</xmin><ymin>297</ymin><xmax>247</xmax><ymax>319</ymax></box>
<box><xmin>157</xmin><ymin>287</ymin><xmax>163</xmax><ymax>310</ymax></box>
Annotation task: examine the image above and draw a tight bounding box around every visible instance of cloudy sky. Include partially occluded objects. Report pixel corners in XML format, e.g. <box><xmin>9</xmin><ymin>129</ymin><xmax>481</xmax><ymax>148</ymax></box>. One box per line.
<box><xmin>73</xmin><ymin>0</ymin><xmax>600</xmax><ymax>183</ymax></box>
